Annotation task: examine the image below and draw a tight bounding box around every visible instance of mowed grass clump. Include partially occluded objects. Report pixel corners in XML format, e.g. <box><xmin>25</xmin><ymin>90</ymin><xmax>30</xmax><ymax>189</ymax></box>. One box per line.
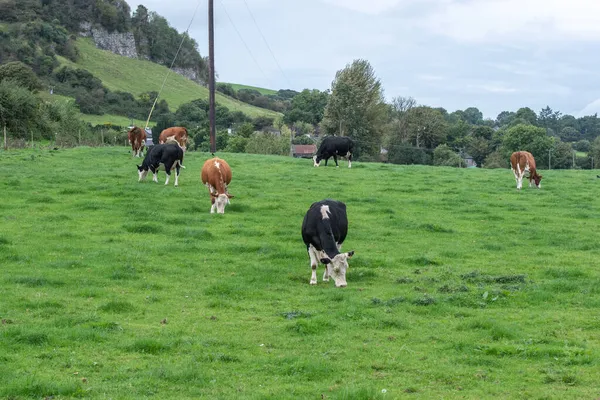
<box><xmin>1</xmin><ymin>146</ymin><xmax>600</xmax><ymax>398</ymax></box>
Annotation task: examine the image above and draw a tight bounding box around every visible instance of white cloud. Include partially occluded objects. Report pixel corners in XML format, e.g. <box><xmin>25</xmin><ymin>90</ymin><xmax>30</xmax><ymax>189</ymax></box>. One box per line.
<box><xmin>469</xmin><ymin>83</ymin><xmax>518</xmax><ymax>94</ymax></box>
<box><xmin>417</xmin><ymin>74</ymin><xmax>444</xmax><ymax>81</ymax></box>
<box><xmin>422</xmin><ymin>0</ymin><xmax>600</xmax><ymax>43</ymax></box>
<box><xmin>321</xmin><ymin>0</ymin><xmax>406</xmax><ymax>15</ymax></box>
<box><xmin>577</xmin><ymin>98</ymin><xmax>600</xmax><ymax>117</ymax></box>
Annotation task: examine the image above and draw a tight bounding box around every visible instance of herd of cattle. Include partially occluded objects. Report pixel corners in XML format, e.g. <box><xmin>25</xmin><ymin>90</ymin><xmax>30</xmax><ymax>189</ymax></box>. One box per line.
<box><xmin>127</xmin><ymin>126</ymin><xmax>542</xmax><ymax>288</ymax></box>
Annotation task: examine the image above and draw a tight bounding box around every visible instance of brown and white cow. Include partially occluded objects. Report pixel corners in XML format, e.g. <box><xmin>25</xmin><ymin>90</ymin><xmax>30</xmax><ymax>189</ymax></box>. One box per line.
<box><xmin>510</xmin><ymin>151</ymin><xmax>542</xmax><ymax>190</ymax></box>
<box><xmin>159</xmin><ymin>127</ymin><xmax>188</xmax><ymax>150</ymax></box>
<box><xmin>127</xmin><ymin>126</ymin><xmax>147</xmax><ymax>157</ymax></box>
<box><xmin>201</xmin><ymin>157</ymin><xmax>233</xmax><ymax>214</ymax></box>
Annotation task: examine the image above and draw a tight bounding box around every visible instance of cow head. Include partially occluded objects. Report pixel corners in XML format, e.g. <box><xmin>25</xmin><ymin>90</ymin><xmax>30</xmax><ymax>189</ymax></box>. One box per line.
<box><xmin>313</xmin><ymin>155</ymin><xmax>321</xmax><ymax>167</ymax></box>
<box><xmin>137</xmin><ymin>165</ymin><xmax>148</xmax><ymax>181</ymax></box>
<box><xmin>211</xmin><ymin>193</ymin><xmax>234</xmax><ymax>214</ymax></box>
<box><xmin>320</xmin><ymin>251</ymin><xmax>354</xmax><ymax>287</ymax></box>
<box><xmin>533</xmin><ymin>174</ymin><xmax>542</xmax><ymax>188</ymax></box>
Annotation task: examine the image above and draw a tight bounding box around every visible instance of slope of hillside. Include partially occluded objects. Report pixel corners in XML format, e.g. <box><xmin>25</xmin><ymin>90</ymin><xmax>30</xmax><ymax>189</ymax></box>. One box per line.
<box><xmin>227</xmin><ymin>83</ymin><xmax>277</xmax><ymax>95</ymax></box>
<box><xmin>60</xmin><ymin>38</ymin><xmax>281</xmax><ymax>119</ymax></box>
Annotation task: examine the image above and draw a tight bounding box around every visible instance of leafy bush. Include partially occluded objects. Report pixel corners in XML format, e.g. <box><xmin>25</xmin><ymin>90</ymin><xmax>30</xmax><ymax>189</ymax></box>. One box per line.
<box><xmin>483</xmin><ymin>151</ymin><xmax>509</xmax><ymax>169</ymax></box>
<box><xmin>433</xmin><ymin>144</ymin><xmax>465</xmax><ymax>167</ymax></box>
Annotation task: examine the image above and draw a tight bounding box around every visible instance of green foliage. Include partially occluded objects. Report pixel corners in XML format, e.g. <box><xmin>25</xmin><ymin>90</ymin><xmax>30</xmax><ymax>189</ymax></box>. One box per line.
<box><xmin>502</xmin><ymin>124</ymin><xmax>555</xmax><ymax>163</ymax></box>
<box><xmin>551</xmin><ymin>141</ymin><xmax>574</xmax><ymax>169</ymax></box>
<box><xmin>387</xmin><ymin>145</ymin><xmax>432</xmax><ymax>165</ymax></box>
<box><xmin>0</xmin><ymin>61</ymin><xmax>41</xmax><ymax>91</ymax></box>
<box><xmin>284</xmin><ymin>89</ymin><xmax>329</xmax><ymax>125</ymax></box>
<box><xmin>0</xmin><ymin>80</ymin><xmax>38</xmax><ymax>136</ymax></box>
<box><xmin>404</xmin><ymin>106</ymin><xmax>448</xmax><ymax>149</ymax></box>
<box><xmin>245</xmin><ymin>126</ymin><xmax>291</xmax><ymax>156</ymax></box>
<box><xmin>465</xmin><ymin>136</ymin><xmax>492</xmax><ymax>167</ymax></box>
<box><xmin>322</xmin><ymin>59</ymin><xmax>388</xmax><ymax>159</ymax></box>
<box><xmin>236</xmin><ymin>122</ymin><xmax>255</xmax><ymax>138</ymax></box>
<box><xmin>224</xmin><ymin>135</ymin><xmax>249</xmax><ymax>153</ymax></box>
<box><xmin>433</xmin><ymin>144</ymin><xmax>465</xmax><ymax>167</ymax></box>
<box><xmin>483</xmin><ymin>150</ymin><xmax>509</xmax><ymax>169</ymax></box>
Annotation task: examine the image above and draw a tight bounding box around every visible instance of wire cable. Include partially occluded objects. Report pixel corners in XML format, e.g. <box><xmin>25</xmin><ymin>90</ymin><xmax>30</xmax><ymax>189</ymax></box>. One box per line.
<box><xmin>144</xmin><ymin>0</ymin><xmax>203</xmax><ymax>129</ymax></box>
<box><xmin>218</xmin><ymin>0</ymin><xmax>272</xmax><ymax>87</ymax></box>
<box><xmin>241</xmin><ymin>0</ymin><xmax>292</xmax><ymax>88</ymax></box>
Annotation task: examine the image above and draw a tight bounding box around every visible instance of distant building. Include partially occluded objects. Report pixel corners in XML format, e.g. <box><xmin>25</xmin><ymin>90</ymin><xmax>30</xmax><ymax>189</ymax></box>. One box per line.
<box><xmin>463</xmin><ymin>153</ymin><xmax>477</xmax><ymax>168</ymax></box>
<box><xmin>292</xmin><ymin>144</ymin><xmax>317</xmax><ymax>158</ymax></box>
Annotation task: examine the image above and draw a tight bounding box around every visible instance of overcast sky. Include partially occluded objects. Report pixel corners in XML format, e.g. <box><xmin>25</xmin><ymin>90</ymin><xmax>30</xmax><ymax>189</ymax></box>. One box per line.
<box><xmin>126</xmin><ymin>0</ymin><xmax>600</xmax><ymax>119</ymax></box>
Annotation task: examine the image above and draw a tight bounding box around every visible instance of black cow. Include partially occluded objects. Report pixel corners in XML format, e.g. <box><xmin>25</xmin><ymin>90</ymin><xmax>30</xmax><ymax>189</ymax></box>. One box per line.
<box><xmin>137</xmin><ymin>143</ymin><xmax>184</xmax><ymax>186</ymax></box>
<box><xmin>301</xmin><ymin>199</ymin><xmax>354</xmax><ymax>287</ymax></box>
<box><xmin>313</xmin><ymin>136</ymin><xmax>354</xmax><ymax>168</ymax></box>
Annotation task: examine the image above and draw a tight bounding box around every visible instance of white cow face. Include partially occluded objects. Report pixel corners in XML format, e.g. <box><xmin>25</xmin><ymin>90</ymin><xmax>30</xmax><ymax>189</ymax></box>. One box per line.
<box><xmin>313</xmin><ymin>155</ymin><xmax>321</xmax><ymax>167</ymax></box>
<box><xmin>213</xmin><ymin>193</ymin><xmax>234</xmax><ymax>214</ymax></box>
<box><xmin>320</xmin><ymin>251</ymin><xmax>354</xmax><ymax>287</ymax></box>
<box><xmin>137</xmin><ymin>166</ymin><xmax>148</xmax><ymax>181</ymax></box>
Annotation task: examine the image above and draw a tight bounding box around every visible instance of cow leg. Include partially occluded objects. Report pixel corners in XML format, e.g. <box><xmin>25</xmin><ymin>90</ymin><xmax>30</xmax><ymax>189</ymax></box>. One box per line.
<box><xmin>347</xmin><ymin>153</ymin><xmax>352</xmax><ymax>168</ymax></box>
<box><xmin>308</xmin><ymin>245</ymin><xmax>319</xmax><ymax>285</ymax></box>
<box><xmin>174</xmin><ymin>164</ymin><xmax>180</xmax><ymax>187</ymax></box>
<box><xmin>512</xmin><ymin>168</ymin><xmax>519</xmax><ymax>189</ymax></box>
<box><xmin>163</xmin><ymin>162</ymin><xmax>173</xmax><ymax>185</ymax></box>
<box><xmin>333</xmin><ymin>155</ymin><xmax>339</xmax><ymax>167</ymax></box>
<box><xmin>324</xmin><ymin>157</ymin><xmax>329</xmax><ymax>166</ymax></box>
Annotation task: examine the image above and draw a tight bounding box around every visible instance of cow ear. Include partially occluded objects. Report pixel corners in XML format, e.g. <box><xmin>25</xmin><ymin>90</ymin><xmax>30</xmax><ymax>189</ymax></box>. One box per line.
<box><xmin>347</xmin><ymin>251</ymin><xmax>355</xmax><ymax>258</ymax></box>
<box><xmin>320</xmin><ymin>258</ymin><xmax>331</xmax><ymax>265</ymax></box>
<box><xmin>226</xmin><ymin>194</ymin><xmax>234</xmax><ymax>199</ymax></box>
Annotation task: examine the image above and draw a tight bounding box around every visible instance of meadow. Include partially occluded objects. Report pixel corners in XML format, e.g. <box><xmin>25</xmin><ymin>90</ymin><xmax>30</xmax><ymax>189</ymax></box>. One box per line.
<box><xmin>1</xmin><ymin>147</ymin><xmax>599</xmax><ymax>399</ymax></box>
<box><xmin>57</xmin><ymin>38</ymin><xmax>281</xmax><ymax>119</ymax></box>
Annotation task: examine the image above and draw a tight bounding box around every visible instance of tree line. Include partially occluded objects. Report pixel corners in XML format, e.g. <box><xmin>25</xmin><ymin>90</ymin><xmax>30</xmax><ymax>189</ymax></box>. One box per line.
<box><xmin>279</xmin><ymin>59</ymin><xmax>600</xmax><ymax>169</ymax></box>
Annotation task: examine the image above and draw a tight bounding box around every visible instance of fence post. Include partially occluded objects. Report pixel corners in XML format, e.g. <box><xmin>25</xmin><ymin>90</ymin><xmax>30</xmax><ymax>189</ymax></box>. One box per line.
<box><xmin>3</xmin><ymin>125</ymin><xmax>6</xmax><ymax>151</ymax></box>
<box><xmin>78</xmin><ymin>129</ymin><xmax>81</xmax><ymax>145</ymax></box>
<box><xmin>548</xmin><ymin>149</ymin><xmax>551</xmax><ymax>170</ymax></box>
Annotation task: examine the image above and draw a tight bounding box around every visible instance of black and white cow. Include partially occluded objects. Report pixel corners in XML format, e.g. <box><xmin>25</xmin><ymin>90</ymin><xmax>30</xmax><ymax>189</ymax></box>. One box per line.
<box><xmin>137</xmin><ymin>143</ymin><xmax>184</xmax><ymax>186</ymax></box>
<box><xmin>313</xmin><ymin>136</ymin><xmax>354</xmax><ymax>168</ymax></box>
<box><xmin>301</xmin><ymin>199</ymin><xmax>354</xmax><ymax>287</ymax></box>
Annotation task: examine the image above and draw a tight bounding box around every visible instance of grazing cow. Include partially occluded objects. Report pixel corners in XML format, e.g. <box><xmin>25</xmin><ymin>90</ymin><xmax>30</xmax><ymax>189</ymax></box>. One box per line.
<box><xmin>159</xmin><ymin>127</ymin><xmax>189</xmax><ymax>150</ymax></box>
<box><xmin>137</xmin><ymin>143</ymin><xmax>184</xmax><ymax>186</ymax></box>
<box><xmin>127</xmin><ymin>126</ymin><xmax>147</xmax><ymax>157</ymax></box>
<box><xmin>313</xmin><ymin>136</ymin><xmax>354</xmax><ymax>168</ymax></box>
<box><xmin>510</xmin><ymin>151</ymin><xmax>542</xmax><ymax>190</ymax></box>
<box><xmin>201</xmin><ymin>157</ymin><xmax>233</xmax><ymax>214</ymax></box>
<box><xmin>301</xmin><ymin>199</ymin><xmax>354</xmax><ymax>288</ymax></box>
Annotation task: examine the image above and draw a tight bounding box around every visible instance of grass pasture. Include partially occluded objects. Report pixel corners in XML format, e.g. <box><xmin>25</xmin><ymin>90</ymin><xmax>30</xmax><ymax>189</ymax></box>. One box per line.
<box><xmin>1</xmin><ymin>148</ymin><xmax>600</xmax><ymax>399</ymax></box>
<box><xmin>58</xmin><ymin>38</ymin><xmax>281</xmax><ymax>118</ymax></box>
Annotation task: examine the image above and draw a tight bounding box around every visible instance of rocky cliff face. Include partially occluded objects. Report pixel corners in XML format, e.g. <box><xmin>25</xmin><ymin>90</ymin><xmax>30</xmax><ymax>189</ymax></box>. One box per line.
<box><xmin>79</xmin><ymin>22</ymin><xmax>138</xmax><ymax>59</ymax></box>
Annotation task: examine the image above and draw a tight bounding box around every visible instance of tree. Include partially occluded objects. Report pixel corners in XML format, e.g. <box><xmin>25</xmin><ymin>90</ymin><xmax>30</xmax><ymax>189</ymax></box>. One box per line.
<box><xmin>538</xmin><ymin>106</ymin><xmax>561</xmax><ymax>134</ymax></box>
<box><xmin>552</xmin><ymin>141</ymin><xmax>574</xmax><ymax>169</ymax></box>
<box><xmin>502</xmin><ymin>124</ymin><xmax>555</xmax><ymax>164</ymax></box>
<box><xmin>465</xmin><ymin>136</ymin><xmax>491</xmax><ymax>167</ymax></box>
<box><xmin>283</xmin><ymin>89</ymin><xmax>329</xmax><ymax>126</ymax></box>
<box><xmin>559</xmin><ymin>126</ymin><xmax>580</xmax><ymax>142</ymax></box>
<box><xmin>0</xmin><ymin>61</ymin><xmax>42</xmax><ymax>91</ymax></box>
<box><xmin>462</xmin><ymin>107</ymin><xmax>484</xmax><ymax>125</ymax></box>
<box><xmin>433</xmin><ymin>144</ymin><xmax>465</xmax><ymax>167</ymax></box>
<box><xmin>515</xmin><ymin>107</ymin><xmax>537</xmax><ymax>126</ymax></box>
<box><xmin>404</xmin><ymin>106</ymin><xmax>448</xmax><ymax>149</ymax></box>
<box><xmin>0</xmin><ymin>80</ymin><xmax>39</xmax><ymax>137</ymax></box>
<box><xmin>496</xmin><ymin>111</ymin><xmax>516</xmax><ymax>127</ymax></box>
<box><xmin>321</xmin><ymin>59</ymin><xmax>388</xmax><ymax>159</ymax></box>
<box><xmin>589</xmin><ymin>136</ymin><xmax>600</xmax><ymax>167</ymax></box>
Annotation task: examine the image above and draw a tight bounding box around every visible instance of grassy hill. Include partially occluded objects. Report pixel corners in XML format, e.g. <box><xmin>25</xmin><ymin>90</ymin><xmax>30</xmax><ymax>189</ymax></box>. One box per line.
<box><xmin>1</xmin><ymin>147</ymin><xmax>600</xmax><ymax>398</ymax></box>
<box><xmin>59</xmin><ymin>38</ymin><xmax>281</xmax><ymax>121</ymax></box>
<box><xmin>227</xmin><ymin>83</ymin><xmax>278</xmax><ymax>95</ymax></box>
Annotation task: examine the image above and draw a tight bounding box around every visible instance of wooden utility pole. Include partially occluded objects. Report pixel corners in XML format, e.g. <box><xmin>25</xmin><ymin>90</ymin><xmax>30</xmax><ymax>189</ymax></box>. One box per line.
<box><xmin>208</xmin><ymin>0</ymin><xmax>216</xmax><ymax>154</ymax></box>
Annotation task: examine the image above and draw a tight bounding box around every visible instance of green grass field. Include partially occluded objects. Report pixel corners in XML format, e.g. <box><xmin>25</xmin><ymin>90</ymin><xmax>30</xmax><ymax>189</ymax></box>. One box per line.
<box><xmin>59</xmin><ymin>38</ymin><xmax>281</xmax><ymax>119</ymax></box>
<box><xmin>227</xmin><ymin>83</ymin><xmax>278</xmax><ymax>96</ymax></box>
<box><xmin>1</xmin><ymin>147</ymin><xmax>600</xmax><ymax>399</ymax></box>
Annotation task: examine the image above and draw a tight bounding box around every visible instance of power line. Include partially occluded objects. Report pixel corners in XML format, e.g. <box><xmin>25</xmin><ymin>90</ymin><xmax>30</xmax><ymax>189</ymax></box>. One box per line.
<box><xmin>218</xmin><ymin>0</ymin><xmax>271</xmax><ymax>87</ymax></box>
<box><xmin>144</xmin><ymin>0</ymin><xmax>203</xmax><ymax>129</ymax></box>
<box><xmin>241</xmin><ymin>0</ymin><xmax>292</xmax><ymax>89</ymax></box>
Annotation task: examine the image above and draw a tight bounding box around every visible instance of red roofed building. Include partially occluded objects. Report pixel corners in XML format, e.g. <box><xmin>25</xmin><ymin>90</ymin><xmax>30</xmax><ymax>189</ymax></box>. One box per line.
<box><xmin>292</xmin><ymin>144</ymin><xmax>317</xmax><ymax>158</ymax></box>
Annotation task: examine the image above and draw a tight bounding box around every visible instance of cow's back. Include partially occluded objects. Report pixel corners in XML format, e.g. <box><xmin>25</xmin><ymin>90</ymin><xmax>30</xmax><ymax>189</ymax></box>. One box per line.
<box><xmin>159</xmin><ymin>127</ymin><xmax>188</xmax><ymax>144</ymax></box>
<box><xmin>201</xmin><ymin>157</ymin><xmax>231</xmax><ymax>188</ymax></box>
<box><xmin>511</xmin><ymin>151</ymin><xmax>535</xmax><ymax>171</ymax></box>
<box><xmin>302</xmin><ymin>199</ymin><xmax>348</xmax><ymax>246</ymax></box>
